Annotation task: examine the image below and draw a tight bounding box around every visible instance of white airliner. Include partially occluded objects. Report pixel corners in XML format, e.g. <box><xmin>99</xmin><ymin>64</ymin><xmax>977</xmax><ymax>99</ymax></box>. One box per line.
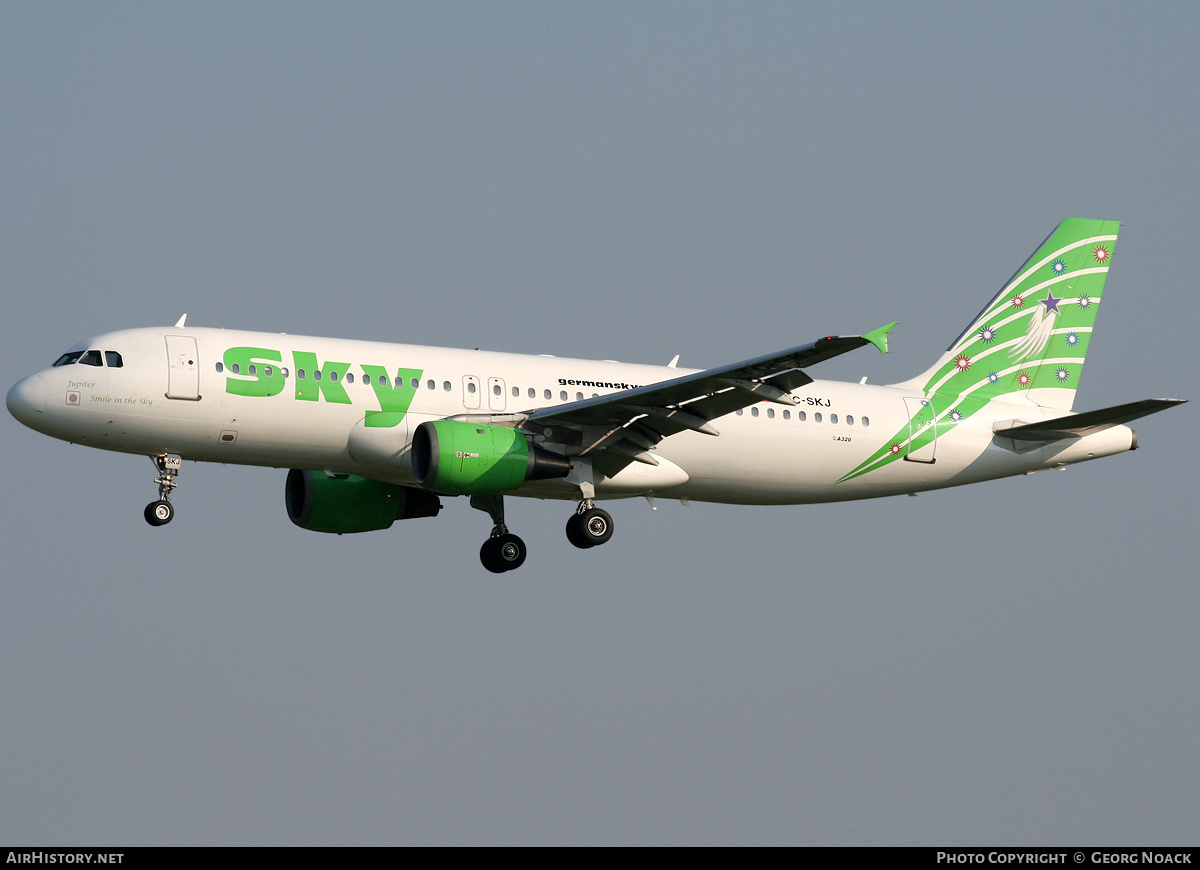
<box><xmin>7</xmin><ymin>219</ymin><xmax>1184</xmax><ymax>571</ymax></box>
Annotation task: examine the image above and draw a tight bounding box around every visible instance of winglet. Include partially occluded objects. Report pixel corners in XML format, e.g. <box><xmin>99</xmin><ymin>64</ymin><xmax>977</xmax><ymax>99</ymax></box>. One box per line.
<box><xmin>174</xmin><ymin>314</ymin><xmax>188</xmax><ymax>328</ymax></box>
<box><xmin>863</xmin><ymin>322</ymin><xmax>896</xmax><ymax>354</ymax></box>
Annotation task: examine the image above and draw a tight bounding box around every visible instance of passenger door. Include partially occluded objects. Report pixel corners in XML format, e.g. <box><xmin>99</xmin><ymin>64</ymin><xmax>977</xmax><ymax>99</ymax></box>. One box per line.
<box><xmin>165</xmin><ymin>335</ymin><xmax>201</xmax><ymax>400</ymax></box>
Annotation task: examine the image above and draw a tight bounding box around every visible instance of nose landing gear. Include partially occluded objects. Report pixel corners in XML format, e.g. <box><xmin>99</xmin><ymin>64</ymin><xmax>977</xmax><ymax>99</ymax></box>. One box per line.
<box><xmin>145</xmin><ymin>454</ymin><xmax>181</xmax><ymax>527</ymax></box>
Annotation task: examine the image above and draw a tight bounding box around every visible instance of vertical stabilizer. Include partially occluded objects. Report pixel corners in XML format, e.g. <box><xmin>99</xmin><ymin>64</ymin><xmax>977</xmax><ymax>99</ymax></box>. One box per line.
<box><xmin>898</xmin><ymin>218</ymin><xmax>1120</xmax><ymax>411</ymax></box>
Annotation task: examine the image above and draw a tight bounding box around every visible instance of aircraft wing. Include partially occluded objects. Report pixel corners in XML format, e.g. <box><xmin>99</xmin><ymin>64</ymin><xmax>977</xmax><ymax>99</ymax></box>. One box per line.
<box><xmin>513</xmin><ymin>323</ymin><xmax>896</xmax><ymax>475</ymax></box>
<box><xmin>992</xmin><ymin>398</ymin><xmax>1186</xmax><ymax>442</ymax></box>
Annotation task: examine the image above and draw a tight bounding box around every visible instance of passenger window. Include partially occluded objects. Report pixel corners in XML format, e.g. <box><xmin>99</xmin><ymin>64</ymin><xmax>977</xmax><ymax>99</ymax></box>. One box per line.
<box><xmin>862</xmin><ymin>416</ymin><xmax>869</xmax><ymax>427</ymax></box>
<box><xmin>231</xmin><ymin>363</ymin><xmax>241</xmax><ymax>375</ymax></box>
<box><xmin>576</xmin><ymin>392</ymin><xmax>583</xmax><ymax>400</ymax></box>
<box><xmin>736</xmin><ymin>408</ymin><xmax>743</xmax><ymax>415</ymax></box>
<box><xmin>411</xmin><ymin>378</ymin><xmax>418</xmax><ymax>388</ymax></box>
<box><xmin>814</xmin><ymin>412</ymin><xmax>823</xmax><ymax>423</ymax></box>
<box><xmin>52</xmin><ymin>351</ymin><xmax>85</xmax><ymax>367</ymax></box>
<box><xmin>105</xmin><ymin>351</ymin><xmax>123</xmax><ymax>368</ymax></box>
<box><xmin>297</xmin><ymin>369</ymin><xmax>306</xmax><ymax>379</ymax></box>
<box><xmin>80</xmin><ymin>350</ymin><xmax>102</xmax><ymax>366</ymax></box>
<box><xmin>314</xmin><ymin>370</ymin><xmax>322</xmax><ymax>381</ymax></box>
<box><xmin>443</xmin><ymin>381</ymin><xmax>451</xmax><ymax>391</ymax></box>
<box><xmin>281</xmin><ymin>368</ymin><xmax>289</xmax><ymax>379</ymax></box>
<box><xmin>248</xmin><ymin>365</ymin><xmax>257</xmax><ymax>376</ymax></box>
<box><xmin>798</xmin><ymin>411</ymin><xmax>806</xmax><ymax>421</ymax></box>
<box><xmin>215</xmin><ymin>362</ymin><xmax>224</xmax><ymax>373</ymax></box>
<box><xmin>427</xmin><ymin>379</ymin><xmax>435</xmax><ymax>390</ymax></box>
<box><xmin>767</xmin><ymin>408</ymin><xmax>775</xmax><ymax>419</ymax></box>
<box><xmin>329</xmin><ymin>371</ymin><xmax>339</xmax><ymax>382</ymax></box>
<box><xmin>468</xmin><ymin>382</ymin><xmax>476</xmax><ymax>394</ymax></box>
<box><xmin>783</xmin><ymin>410</ymin><xmax>790</xmax><ymax>420</ymax></box>
<box><xmin>560</xmin><ymin>391</ymin><xmax>567</xmax><ymax>401</ymax></box>
<box><xmin>830</xmin><ymin>414</ymin><xmax>838</xmax><ymax>424</ymax></box>
<box><xmin>528</xmin><ymin>388</ymin><xmax>535</xmax><ymax>399</ymax></box>
<box><xmin>544</xmin><ymin>389</ymin><xmax>552</xmax><ymax>400</ymax></box>
<box><xmin>512</xmin><ymin>386</ymin><xmax>519</xmax><ymax>397</ymax></box>
<box><xmin>846</xmin><ymin>415</ymin><xmax>853</xmax><ymax>426</ymax></box>
<box><xmin>344</xmin><ymin>372</ymin><xmax>354</xmax><ymax>384</ymax></box>
<box><xmin>493</xmin><ymin>384</ymin><xmax>501</xmax><ymax>396</ymax></box>
<box><xmin>751</xmin><ymin>407</ymin><xmax>759</xmax><ymax>417</ymax></box>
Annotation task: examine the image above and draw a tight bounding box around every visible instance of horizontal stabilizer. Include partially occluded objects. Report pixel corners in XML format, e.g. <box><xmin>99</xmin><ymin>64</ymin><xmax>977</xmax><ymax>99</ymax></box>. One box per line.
<box><xmin>993</xmin><ymin>398</ymin><xmax>1186</xmax><ymax>441</ymax></box>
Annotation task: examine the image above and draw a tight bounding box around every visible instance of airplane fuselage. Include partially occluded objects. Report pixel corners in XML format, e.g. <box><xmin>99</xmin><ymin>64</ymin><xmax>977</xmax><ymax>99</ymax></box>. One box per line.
<box><xmin>9</xmin><ymin>325</ymin><xmax>1136</xmax><ymax>507</ymax></box>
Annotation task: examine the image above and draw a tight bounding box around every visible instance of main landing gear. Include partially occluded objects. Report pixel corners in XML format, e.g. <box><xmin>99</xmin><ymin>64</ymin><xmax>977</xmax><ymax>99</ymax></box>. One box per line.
<box><xmin>144</xmin><ymin>454</ymin><xmax>182</xmax><ymax>527</ymax></box>
<box><xmin>565</xmin><ymin>500</ymin><xmax>614</xmax><ymax>549</ymax></box>
<box><xmin>471</xmin><ymin>494</ymin><xmax>528</xmax><ymax>573</ymax></box>
<box><xmin>469</xmin><ymin>492</ymin><xmax>616</xmax><ymax>573</ymax></box>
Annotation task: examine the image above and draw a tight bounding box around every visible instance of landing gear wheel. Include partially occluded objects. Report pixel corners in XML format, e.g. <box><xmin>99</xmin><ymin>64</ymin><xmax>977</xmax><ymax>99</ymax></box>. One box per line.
<box><xmin>567</xmin><ymin>507</ymin><xmax>613</xmax><ymax>547</ymax></box>
<box><xmin>480</xmin><ymin>539</ymin><xmax>505</xmax><ymax>573</ymax></box>
<box><xmin>144</xmin><ymin>500</ymin><xmax>174</xmax><ymax>526</ymax></box>
<box><xmin>580</xmin><ymin>508</ymin><xmax>613</xmax><ymax>545</ymax></box>
<box><xmin>481</xmin><ymin>534</ymin><xmax>527</xmax><ymax>573</ymax></box>
<box><xmin>565</xmin><ymin>513</ymin><xmax>595</xmax><ymax>549</ymax></box>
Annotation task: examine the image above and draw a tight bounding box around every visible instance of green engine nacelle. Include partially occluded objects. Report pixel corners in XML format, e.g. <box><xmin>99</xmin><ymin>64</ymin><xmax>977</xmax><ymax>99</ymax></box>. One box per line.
<box><xmin>411</xmin><ymin>420</ymin><xmax>572</xmax><ymax>495</ymax></box>
<box><xmin>286</xmin><ymin>469</ymin><xmax>442</xmax><ymax>533</ymax></box>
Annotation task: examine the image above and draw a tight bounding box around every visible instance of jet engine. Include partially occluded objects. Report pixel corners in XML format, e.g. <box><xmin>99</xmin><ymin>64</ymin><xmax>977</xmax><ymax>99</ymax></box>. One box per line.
<box><xmin>411</xmin><ymin>420</ymin><xmax>571</xmax><ymax>495</ymax></box>
<box><xmin>285</xmin><ymin>469</ymin><xmax>442</xmax><ymax>533</ymax></box>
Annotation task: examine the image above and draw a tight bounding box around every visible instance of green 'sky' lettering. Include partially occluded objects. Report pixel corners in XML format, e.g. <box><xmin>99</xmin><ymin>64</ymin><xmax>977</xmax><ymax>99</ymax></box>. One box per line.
<box><xmin>293</xmin><ymin>352</ymin><xmax>352</xmax><ymax>404</ymax></box>
<box><xmin>223</xmin><ymin>347</ymin><xmax>285</xmax><ymax>397</ymax></box>
<box><xmin>222</xmin><ymin>349</ymin><xmax>420</xmax><ymax>425</ymax></box>
<box><xmin>361</xmin><ymin>366</ymin><xmax>422</xmax><ymax>428</ymax></box>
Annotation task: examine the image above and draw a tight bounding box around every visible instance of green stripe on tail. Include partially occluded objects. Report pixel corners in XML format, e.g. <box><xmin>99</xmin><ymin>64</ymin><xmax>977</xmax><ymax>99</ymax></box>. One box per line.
<box><xmin>840</xmin><ymin>218</ymin><xmax>1120</xmax><ymax>484</ymax></box>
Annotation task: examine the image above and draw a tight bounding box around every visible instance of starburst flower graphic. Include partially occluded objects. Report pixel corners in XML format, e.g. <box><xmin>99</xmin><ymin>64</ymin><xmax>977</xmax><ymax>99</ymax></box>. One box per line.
<box><xmin>1078</xmin><ymin>295</ymin><xmax>1092</xmax><ymax>309</ymax></box>
<box><xmin>949</xmin><ymin>409</ymin><xmax>963</xmax><ymax>423</ymax></box>
<box><xmin>979</xmin><ymin>326</ymin><xmax>997</xmax><ymax>343</ymax></box>
<box><xmin>1065</xmin><ymin>332</ymin><xmax>1080</xmax><ymax>347</ymax></box>
<box><xmin>1011</xmin><ymin>295</ymin><xmax>1025</xmax><ymax>308</ymax></box>
<box><xmin>987</xmin><ymin>371</ymin><xmax>1000</xmax><ymax>384</ymax></box>
<box><xmin>954</xmin><ymin>354</ymin><xmax>971</xmax><ymax>372</ymax></box>
<box><xmin>1051</xmin><ymin>259</ymin><xmax>1067</xmax><ymax>275</ymax></box>
<box><xmin>1093</xmin><ymin>245</ymin><xmax>1110</xmax><ymax>263</ymax></box>
<box><xmin>1017</xmin><ymin>371</ymin><xmax>1031</xmax><ymax>387</ymax></box>
<box><xmin>1056</xmin><ymin>367</ymin><xmax>1070</xmax><ymax>382</ymax></box>
<box><xmin>889</xmin><ymin>443</ymin><xmax>903</xmax><ymax>456</ymax></box>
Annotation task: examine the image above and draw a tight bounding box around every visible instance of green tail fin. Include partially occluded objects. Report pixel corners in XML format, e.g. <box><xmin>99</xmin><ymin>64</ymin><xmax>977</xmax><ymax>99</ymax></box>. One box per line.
<box><xmin>903</xmin><ymin>218</ymin><xmax>1120</xmax><ymax>411</ymax></box>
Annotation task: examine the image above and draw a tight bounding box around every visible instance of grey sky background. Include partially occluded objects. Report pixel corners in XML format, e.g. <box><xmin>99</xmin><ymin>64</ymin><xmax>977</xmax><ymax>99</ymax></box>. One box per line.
<box><xmin>2</xmin><ymin>2</ymin><xmax>1196</xmax><ymax>845</ymax></box>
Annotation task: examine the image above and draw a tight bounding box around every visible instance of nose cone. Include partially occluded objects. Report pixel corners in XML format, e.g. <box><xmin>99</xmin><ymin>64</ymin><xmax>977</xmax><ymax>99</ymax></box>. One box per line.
<box><xmin>7</xmin><ymin>373</ymin><xmax>47</xmax><ymax>428</ymax></box>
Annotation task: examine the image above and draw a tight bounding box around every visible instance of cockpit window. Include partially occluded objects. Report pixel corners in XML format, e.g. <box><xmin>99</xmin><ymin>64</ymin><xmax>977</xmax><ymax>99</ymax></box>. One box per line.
<box><xmin>105</xmin><ymin>351</ymin><xmax>123</xmax><ymax>368</ymax></box>
<box><xmin>52</xmin><ymin>351</ymin><xmax>85</xmax><ymax>367</ymax></box>
<box><xmin>79</xmin><ymin>350</ymin><xmax>103</xmax><ymax>366</ymax></box>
